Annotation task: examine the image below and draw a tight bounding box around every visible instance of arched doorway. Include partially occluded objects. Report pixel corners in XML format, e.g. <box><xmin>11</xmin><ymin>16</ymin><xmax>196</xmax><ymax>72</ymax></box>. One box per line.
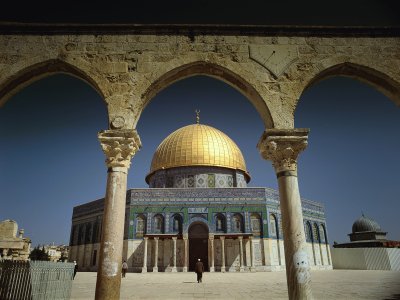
<box><xmin>188</xmin><ymin>222</ymin><xmax>209</xmax><ymax>271</ymax></box>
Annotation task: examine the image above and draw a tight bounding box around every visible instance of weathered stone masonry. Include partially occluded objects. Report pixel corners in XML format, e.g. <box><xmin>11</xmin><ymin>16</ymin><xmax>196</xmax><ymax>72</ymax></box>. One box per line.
<box><xmin>0</xmin><ymin>25</ymin><xmax>399</xmax><ymax>130</ymax></box>
<box><xmin>1</xmin><ymin>24</ymin><xmax>399</xmax><ymax>300</ymax></box>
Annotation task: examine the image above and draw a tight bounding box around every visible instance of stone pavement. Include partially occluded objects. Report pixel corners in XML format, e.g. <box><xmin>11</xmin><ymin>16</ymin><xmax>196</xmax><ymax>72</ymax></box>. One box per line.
<box><xmin>71</xmin><ymin>270</ymin><xmax>400</xmax><ymax>299</ymax></box>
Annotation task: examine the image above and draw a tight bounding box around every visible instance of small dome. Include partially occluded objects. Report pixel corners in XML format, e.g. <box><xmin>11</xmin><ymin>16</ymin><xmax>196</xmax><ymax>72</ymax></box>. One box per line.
<box><xmin>146</xmin><ymin>124</ymin><xmax>250</xmax><ymax>183</ymax></box>
<box><xmin>352</xmin><ymin>214</ymin><xmax>382</xmax><ymax>233</ymax></box>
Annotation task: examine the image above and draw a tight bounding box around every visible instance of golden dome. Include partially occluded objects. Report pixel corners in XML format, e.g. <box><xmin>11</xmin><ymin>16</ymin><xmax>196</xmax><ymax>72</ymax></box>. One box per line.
<box><xmin>146</xmin><ymin>124</ymin><xmax>249</xmax><ymax>182</ymax></box>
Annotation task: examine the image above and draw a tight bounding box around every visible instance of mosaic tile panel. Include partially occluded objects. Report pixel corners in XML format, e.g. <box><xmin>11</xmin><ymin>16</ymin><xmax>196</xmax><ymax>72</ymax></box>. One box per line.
<box><xmin>196</xmin><ymin>174</ymin><xmax>207</xmax><ymax>188</ymax></box>
<box><xmin>208</xmin><ymin>174</ymin><xmax>215</xmax><ymax>188</ymax></box>
<box><xmin>187</xmin><ymin>175</ymin><xmax>195</xmax><ymax>188</ymax></box>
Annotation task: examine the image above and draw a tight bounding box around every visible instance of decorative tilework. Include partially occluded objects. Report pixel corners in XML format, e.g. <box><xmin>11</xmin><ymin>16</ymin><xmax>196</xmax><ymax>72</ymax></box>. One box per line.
<box><xmin>187</xmin><ymin>175</ymin><xmax>194</xmax><ymax>188</ymax></box>
<box><xmin>196</xmin><ymin>174</ymin><xmax>207</xmax><ymax>188</ymax></box>
<box><xmin>208</xmin><ymin>174</ymin><xmax>215</xmax><ymax>187</ymax></box>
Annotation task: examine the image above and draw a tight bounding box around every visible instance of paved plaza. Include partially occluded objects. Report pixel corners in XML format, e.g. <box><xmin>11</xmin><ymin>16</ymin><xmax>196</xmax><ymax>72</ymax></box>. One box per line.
<box><xmin>71</xmin><ymin>270</ymin><xmax>400</xmax><ymax>299</ymax></box>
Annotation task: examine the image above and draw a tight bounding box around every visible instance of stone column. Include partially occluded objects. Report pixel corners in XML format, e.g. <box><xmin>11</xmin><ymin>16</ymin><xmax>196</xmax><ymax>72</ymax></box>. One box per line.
<box><xmin>220</xmin><ymin>237</ymin><xmax>226</xmax><ymax>273</ymax></box>
<box><xmin>172</xmin><ymin>237</ymin><xmax>177</xmax><ymax>272</ymax></box>
<box><xmin>183</xmin><ymin>234</ymin><xmax>188</xmax><ymax>272</ymax></box>
<box><xmin>238</xmin><ymin>236</ymin><xmax>244</xmax><ymax>272</ymax></box>
<box><xmin>153</xmin><ymin>237</ymin><xmax>159</xmax><ymax>272</ymax></box>
<box><xmin>209</xmin><ymin>234</ymin><xmax>215</xmax><ymax>272</ymax></box>
<box><xmin>95</xmin><ymin>129</ymin><xmax>141</xmax><ymax>300</ymax></box>
<box><xmin>257</xmin><ymin>129</ymin><xmax>312</xmax><ymax>300</ymax></box>
<box><xmin>249</xmin><ymin>236</ymin><xmax>256</xmax><ymax>272</ymax></box>
<box><xmin>142</xmin><ymin>237</ymin><xmax>148</xmax><ymax>273</ymax></box>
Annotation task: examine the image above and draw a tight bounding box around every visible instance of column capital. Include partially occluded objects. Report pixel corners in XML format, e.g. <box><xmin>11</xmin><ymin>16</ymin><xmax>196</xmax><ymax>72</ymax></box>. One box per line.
<box><xmin>219</xmin><ymin>236</ymin><xmax>225</xmax><ymax>241</ymax></box>
<box><xmin>98</xmin><ymin>129</ymin><xmax>142</xmax><ymax>170</ymax></box>
<box><xmin>144</xmin><ymin>237</ymin><xmax>148</xmax><ymax>241</ymax></box>
<box><xmin>209</xmin><ymin>234</ymin><xmax>215</xmax><ymax>240</ymax></box>
<box><xmin>257</xmin><ymin>128</ymin><xmax>309</xmax><ymax>175</ymax></box>
<box><xmin>172</xmin><ymin>236</ymin><xmax>177</xmax><ymax>241</ymax></box>
<box><xmin>238</xmin><ymin>236</ymin><xmax>243</xmax><ymax>241</ymax></box>
<box><xmin>183</xmin><ymin>234</ymin><xmax>188</xmax><ymax>240</ymax></box>
<box><xmin>154</xmin><ymin>237</ymin><xmax>159</xmax><ymax>241</ymax></box>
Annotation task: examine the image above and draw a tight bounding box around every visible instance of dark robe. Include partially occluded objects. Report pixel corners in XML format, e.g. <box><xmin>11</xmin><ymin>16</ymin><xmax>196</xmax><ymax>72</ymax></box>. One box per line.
<box><xmin>195</xmin><ymin>261</ymin><xmax>204</xmax><ymax>273</ymax></box>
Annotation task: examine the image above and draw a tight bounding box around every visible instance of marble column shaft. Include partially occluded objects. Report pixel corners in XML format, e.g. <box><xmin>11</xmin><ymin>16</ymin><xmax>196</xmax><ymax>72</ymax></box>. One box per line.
<box><xmin>153</xmin><ymin>237</ymin><xmax>159</xmax><ymax>272</ymax></box>
<box><xmin>172</xmin><ymin>237</ymin><xmax>177</xmax><ymax>272</ymax></box>
<box><xmin>95</xmin><ymin>129</ymin><xmax>141</xmax><ymax>300</ymax></box>
<box><xmin>220</xmin><ymin>237</ymin><xmax>226</xmax><ymax>272</ymax></box>
<box><xmin>183</xmin><ymin>234</ymin><xmax>188</xmax><ymax>272</ymax></box>
<box><xmin>258</xmin><ymin>128</ymin><xmax>312</xmax><ymax>300</ymax></box>
<box><xmin>238</xmin><ymin>236</ymin><xmax>244</xmax><ymax>272</ymax></box>
<box><xmin>250</xmin><ymin>237</ymin><xmax>256</xmax><ymax>271</ymax></box>
<box><xmin>209</xmin><ymin>235</ymin><xmax>215</xmax><ymax>272</ymax></box>
<box><xmin>142</xmin><ymin>237</ymin><xmax>148</xmax><ymax>273</ymax></box>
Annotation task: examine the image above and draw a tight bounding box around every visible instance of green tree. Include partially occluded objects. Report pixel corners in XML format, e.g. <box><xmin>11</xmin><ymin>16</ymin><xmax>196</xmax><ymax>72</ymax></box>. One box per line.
<box><xmin>29</xmin><ymin>246</ymin><xmax>50</xmax><ymax>261</ymax></box>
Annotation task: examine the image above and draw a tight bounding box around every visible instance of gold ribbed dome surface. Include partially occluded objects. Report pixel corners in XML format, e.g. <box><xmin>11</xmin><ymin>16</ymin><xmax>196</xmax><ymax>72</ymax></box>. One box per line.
<box><xmin>149</xmin><ymin>124</ymin><xmax>248</xmax><ymax>175</ymax></box>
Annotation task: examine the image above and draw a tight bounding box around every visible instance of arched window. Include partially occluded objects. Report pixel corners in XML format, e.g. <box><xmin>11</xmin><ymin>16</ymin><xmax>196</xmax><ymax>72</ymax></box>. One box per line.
<box><xmin>305</xmin><ymin>221</ymin><xmax>313</xmax><ymax>243</ymax></box>
<box><xmin>136</xmin><ymin>215</ymin><xmax>146</xmax><ymax>237</ymax></box>
<box><xmin>172</xmin><ymin>214</ymin><xmax>182</xmax><ymax>234</ymax></box>
<box><xmin>319</xmin><ymin>224</ymin><xmax>327</xmax><ymax>243</ymax></box>
<box><xmin>313</xmin><ymin>223</ymin><xmax>321</xmax><ymax>243</ymax></box>
<box><xmin>215</xmin><ymin>214</ymin><xmax>226</xmax><ymax>233</ymax></box>
<box><xmin>269</xmin><ymin>214</ymin><xmax>277</xmax><ymax>237</ymax></box>
<box><xmin>154</xmin><ymin>214</ymin><xmax>164</xmax><ymax>234</ymax></box>
<box><xmin>232</xmin><ymin>213</ymin><xmax>244</xmax><ymax>233</ymax></box>
<box><xmin>250</xmin><ymin>213</ymin><xmax>262</xmax><ymax>236</ymax></box>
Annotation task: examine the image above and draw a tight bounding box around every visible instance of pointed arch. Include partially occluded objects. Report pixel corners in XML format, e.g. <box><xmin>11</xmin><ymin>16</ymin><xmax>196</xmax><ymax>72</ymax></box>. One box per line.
<box><xmin>300</xmin><ymin>62</ymin><xmax>400</xmax><ymax>107</ymax></box>
<box><xmin>0</xmin><ymin>59</ymin><xmax>106</xmax><ymax>107</ymax></box>
<box><xmin>139</xmin><ymin>61</ymin><xmax>274</xmax><ymax>128</ymax></box>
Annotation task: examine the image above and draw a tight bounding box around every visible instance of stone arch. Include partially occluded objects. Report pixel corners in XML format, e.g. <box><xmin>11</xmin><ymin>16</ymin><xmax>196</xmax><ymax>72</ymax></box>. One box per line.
<box><xmin>171</xmin><ymin>213</ymin><xmax>183</xmax><ymax>234</ymax></box>
<box><xmin>269</xmin><ymin>213</ymin><xmax>278</xmax><ymax>238</ymax></box>
<box><xmin>319</xmin><ymin>223</ymin><xmax>327</xmax><ymax>244</ymax></box>
<box><xmin>313</xmin><ymin>223</ymin><xmax>321</xmax><ymax>244</ymax></box>
<box><xmin>153</xmin><ymin>214</ymin><xmax>165</xmax><ymax>234</ymax></box>
<box><xmin>136</xmin><ymin>214</ymin><xmax>147</xmax><ymax>236</ymax></box>
<box><xmin>299</xmin><ymin>62</ymin><xmax>400</xmax><ymax>107</ymax></box>
<box><xmin>305</xmin><ymin>221</ymin><xmax>313</xmax><ymax>243</ymax></box>
<box><xmin>139</xmin><ymin>61</ymin><xmax>274</xmax><ymax>128</ymax></box>
<box><xmin>215</xmin><ymin>213</ymin><xmax>227</xmax><ymax>233</ymax></box>
<box><xmin>0</xmin><ymin>58</ymin><xmax>106</xmax><ymax>107</ymax></box>
<box><xmin>231</xmin><ymin>213</ymin><xmax>244</xmax><ymax>233</ymax></box>
<box><xmin>184</xmin><ymin>217</ymin><xmax>210</xmax><ymax>234</ymax></box>
<box><xmin>250</xmin><ymin>213</ymin><xmax>262</xmax><ymax>236</ymax></box>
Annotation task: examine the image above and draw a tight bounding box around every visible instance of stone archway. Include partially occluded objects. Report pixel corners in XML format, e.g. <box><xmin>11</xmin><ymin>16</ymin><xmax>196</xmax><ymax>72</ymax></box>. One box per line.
<box><xmin>298</xmin><ymin>62</ymin><xmax>400</xmax><ymax>107</ymax></box>
<box><xmin>188</xmin><ymin>222</ymin><xmax>209</xmax><ymax>271</ymax></box>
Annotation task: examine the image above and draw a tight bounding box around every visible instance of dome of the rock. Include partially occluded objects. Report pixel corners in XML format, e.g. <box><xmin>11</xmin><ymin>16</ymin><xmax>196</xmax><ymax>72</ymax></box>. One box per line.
<box><xmin>146</xmin><ymin>123</ymin><xmax>250</xmax><ymax>184</ymax></box>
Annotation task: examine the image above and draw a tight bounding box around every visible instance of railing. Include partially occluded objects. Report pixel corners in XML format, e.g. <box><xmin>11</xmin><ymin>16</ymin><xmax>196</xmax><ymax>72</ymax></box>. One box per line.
<box><xmin>0</xmin><ymin>260</ymin><xmax>74</xmax><ymax>300</ymax></box>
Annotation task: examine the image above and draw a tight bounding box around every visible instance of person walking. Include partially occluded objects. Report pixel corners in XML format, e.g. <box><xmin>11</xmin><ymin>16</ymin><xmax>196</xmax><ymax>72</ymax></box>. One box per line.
<box><xmin>194</xmin><ymin>258</ymin><xmax>204</xmax><ymax>283</ymax></box>
<box><xmin>122</xmin><ymin>260</ymin><xmax>128</xmax><ymax>278</ymax></box>
<box><xmin>73</xmin><ymin>261</ymin><xmax>78</xmax><ymax>280</ymax></box>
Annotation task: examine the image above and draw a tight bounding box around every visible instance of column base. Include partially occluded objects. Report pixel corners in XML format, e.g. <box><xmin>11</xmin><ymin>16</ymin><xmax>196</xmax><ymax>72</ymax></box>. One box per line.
<box><xmin>209</xmin><ymin>266</ymin><xmax>215</xmax><ymax>272</ymax></box>
<box><xmin>250</xmin><ymin>267</ymin><xmax>256</xmax><ymax>272</ymax></box>
<box><xmin>171</xmin><ymin>267</ymin><xmax>177</xmax><ymax>272</ymax></box>
<box><xmin>142</xmin><ymin>267</ymin><xmax>147</xmax><ymax>273</ymax></box>
<box><xmin>153</xmin><ymin>267</ymin><xmax>158</xmax><ymax>272</ymax></box>
<box><xmin>239</xmin><ymin>267</ymin><xmax>244</xmax><ymax>272</ymax></box>
<box><xmin>183</xmin><ymin>267</ymin><xmax>188</xmax><ymax>272</ymax></box>
<box><xmin>221</xmin><ymin>267</ymin><xmax>226</xmax><ymax>273</ymax></box>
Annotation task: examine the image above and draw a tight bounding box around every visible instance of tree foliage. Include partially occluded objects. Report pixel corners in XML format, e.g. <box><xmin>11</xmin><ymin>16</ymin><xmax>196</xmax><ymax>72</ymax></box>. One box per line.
<box><xmin>29</xmin><ymin>246</ymin><xmax>50</xmax><ymax>261</ymax></box>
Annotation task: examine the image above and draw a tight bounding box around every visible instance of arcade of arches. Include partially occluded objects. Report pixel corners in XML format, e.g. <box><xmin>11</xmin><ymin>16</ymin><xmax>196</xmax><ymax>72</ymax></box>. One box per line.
<box><xmin>1</xmin><ymin>24</ymin><xmax>399</xmax><ymax>300</ymax></box>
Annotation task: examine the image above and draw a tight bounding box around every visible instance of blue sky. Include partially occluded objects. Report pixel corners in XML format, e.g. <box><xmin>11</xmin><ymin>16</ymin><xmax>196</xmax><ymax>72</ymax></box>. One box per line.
<box><xmin>0</xmin><ymin>74</ymin><xmax>399</xmax><ymax>246</ymax></box>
